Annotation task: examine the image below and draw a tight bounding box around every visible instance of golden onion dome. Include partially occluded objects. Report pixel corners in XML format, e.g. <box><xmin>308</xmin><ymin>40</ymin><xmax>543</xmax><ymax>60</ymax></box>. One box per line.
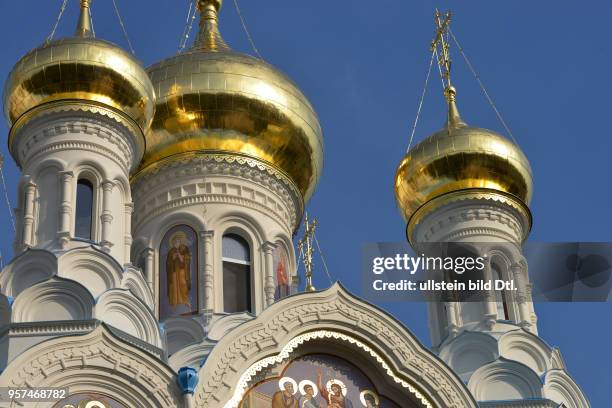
<box><xmin>394</xmin><ymin>87</ymin><xmax>533</xmax><ymax>241</ymax></box>
<box><xmin>137</xmin><ymin>0</ymin><xmax>323</xmax><ymax>202</ymax></box>
<box><xmin>4</xmin><ymin>0</ymin><xmax>155</xmax><ymax>149</ymax></box>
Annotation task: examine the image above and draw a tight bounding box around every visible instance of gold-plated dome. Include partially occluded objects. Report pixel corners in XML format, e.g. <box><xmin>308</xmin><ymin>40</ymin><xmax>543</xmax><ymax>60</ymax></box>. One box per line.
<box><xmin>4</xmin><ymin>0</ymin><xmax>155</xmax><ymax>143</ymax></box>
<box><xmin>394</xmin><ymin>87</ymin><xmax>533</xmax><ymax>240</ymax></box>
<box><xmin>137</xmin><ymin>0</ymin><xmax>323</xmax><ymax>202</ymax></box>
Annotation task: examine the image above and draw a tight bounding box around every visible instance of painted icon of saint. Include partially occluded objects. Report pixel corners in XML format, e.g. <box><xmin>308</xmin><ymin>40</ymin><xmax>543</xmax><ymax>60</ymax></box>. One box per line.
<box><xmin>275</xmin><ymin>247</ymin><xmax>290</xmax><ymax>300</ymax></box>
<box><xmin>317</xmin><ymin>370</ymin><xmax>353</xmax><ymax>408</ymax></box>
<box><xmin>166</xmin><ymin>231</ymin><xmax>192</xmax><ymax>307</ymax></box>
<box><xmin>272</xmin><ymin>377</ymin><xmax>299</xmax><ymax>408</ymax></box>
<box><xmin>299</xmin><ymin>380</ymin><xmax>321</xmax><ymax>408</ymax></box>
<box><xmin>359</xmin><ymin>390</ymin><xmax>380</xmax><ymax>408</ymax></box>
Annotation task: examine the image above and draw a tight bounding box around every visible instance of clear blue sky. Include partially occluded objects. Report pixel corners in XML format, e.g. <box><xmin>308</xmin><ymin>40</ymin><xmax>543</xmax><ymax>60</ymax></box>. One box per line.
<box><xmin>0</xmin><ymin>1</ymin><xmax>610</xmax><ymax>405</ymax></box>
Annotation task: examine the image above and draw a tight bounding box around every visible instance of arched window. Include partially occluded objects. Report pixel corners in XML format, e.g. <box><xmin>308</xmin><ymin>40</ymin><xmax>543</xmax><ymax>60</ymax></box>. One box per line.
<box><xmin>492</xmin><ymin>264</ymin><xmax>509</xmax><ymax>320</ymax></box>
<box><xmin>159</xmin><ymin>225</ymin><xmax>198</xmax><ymax>320</ymax></box>
<box><xmin>74</xmin><ymin>179</ymin><xmax>94</xmax><ymax>240</ymax></box>
<box><xmin>223</xmin><ymin>233</ymin><xmax>252</xmax><ymax>313</ymax></box>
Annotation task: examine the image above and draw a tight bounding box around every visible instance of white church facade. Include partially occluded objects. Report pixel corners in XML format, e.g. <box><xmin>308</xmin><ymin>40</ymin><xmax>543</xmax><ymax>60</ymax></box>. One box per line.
<box><xmin>0</xmin><ymin>1</ymin><xmax>589</xmax><ymax>407</ymax></box>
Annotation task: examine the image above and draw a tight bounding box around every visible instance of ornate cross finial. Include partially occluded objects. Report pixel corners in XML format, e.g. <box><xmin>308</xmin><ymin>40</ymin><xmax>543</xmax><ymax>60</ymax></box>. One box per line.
<box><xmin>75</xmin><ymin>0</ymin><xmax>93</xmax><ymax>38</ymax></box>
<box><xmin>431</xmin><ymin>9</ymin><xmax>466</xmax><ymax>129</ymax></box>
<box><xmin>431</xmin><ymin>9</ymin><xmax>453</xmax><ymax>90</ymax></box>
<box><xmin>298</xmin><ymin>213</ymin><xmax>318</xmax><ymax>292</ymax></box>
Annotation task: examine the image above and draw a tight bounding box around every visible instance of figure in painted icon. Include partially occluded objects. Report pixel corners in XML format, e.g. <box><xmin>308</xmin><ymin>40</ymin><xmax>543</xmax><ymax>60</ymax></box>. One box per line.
<box><xmin>272</xmin><ymin>377</ymin><xmax>299</xmax><ymax>408</ymax></box>
<box><xmin>299</xmin><ymin>380</ymin><xmax>321</xmax><ymax>408</ymax></box>
<box><xmin>166</xmin><ymin>231</ymin><xmax>192</xmax><ymax>307</ymax></box>
<box><xmin>317</xmin><ymin>370</ymin><xmax>353</xmax><ymax>408</ymax></box>
<box><xmin>360</xmin><ymin>390</ymin><xmax>380</xmax><ymax>408</ymax></box>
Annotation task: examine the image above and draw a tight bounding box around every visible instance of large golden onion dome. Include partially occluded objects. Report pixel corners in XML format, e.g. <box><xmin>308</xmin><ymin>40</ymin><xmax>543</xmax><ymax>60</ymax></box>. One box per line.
<box><xmin>4</xmin><ymin>0</ymin><xmax>155</xmax><ymax>154</ymax></box>
<box><xmin>394</xmin><ymin>87</ymin><xmax>533</xmax><ymax>241</ymax></box>
<box><xmin>136</xmin><ymin>0</ymin><xmax>323</xmax><ymax>202</ymax></box>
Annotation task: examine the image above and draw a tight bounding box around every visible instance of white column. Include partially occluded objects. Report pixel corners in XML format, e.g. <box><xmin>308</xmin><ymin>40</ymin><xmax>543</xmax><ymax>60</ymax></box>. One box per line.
<box><xmin>201</xmin><ymin>230</ymin><xmax>215</xmax><ymax>312</ymax></box>
<box><xmin>57</xmin><ymin>171</ymin><xmax>74</xmax><ymax>248</ymax></box>
<box><xmin>512</xmin><ymin>262</ymin><xmax>531</xmax><ymax>329</ymax></box>
<box><xmin>99</xmin><ymin>180</ymin><xmax>115</xmax><ymax>251</ymax></box>
<box><xmin>123</xmin><ymin>202</ymin><xmax>134</xmax><ymax>265</ymax></box>
<box><xmin>483</xmin><ymin>260</ymin><xmax>499</xmax><ymax>329</ymax></box>
<box><xmin>445</xmin><ymin>301</ymin><xmax>459</xmax><ymax>337</ymax></box>
<box><xmin>21</xmin><ymin>178</ymin><xmax>37</xmax><ymax>249</ymax></box>
<box><xmin>262</xmin><ymin>241</ymin><xmax>276</xmax><ymax>307</ymax></box>
<box><xmin>144</xmin><ymin>247</ymin><xmax>155</xmax><ymax>291</ymax></box>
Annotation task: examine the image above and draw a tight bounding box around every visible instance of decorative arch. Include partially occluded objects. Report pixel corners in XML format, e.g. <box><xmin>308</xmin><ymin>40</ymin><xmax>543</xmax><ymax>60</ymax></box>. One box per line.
<box><xmin>94</xmin><ymin>289</ymin><xmax>163</xmax><ymax>348</ymax></box>
<box><xmin>195</xmin><ymin>283</ymin><xmax>477</xmax><ymax>408</ymax></box>
<box><xmin>163</xmin><ymin>315</ymin><xmax>207</xmax><ymax>356</ymax></box>
<box><xmin>0</xmin><ymin>324</ymin><xmax>180</xmax><ymax>407</ymax></box>
<box><xmin>543</xmin><ymin>369</ymin><xmax>589</xmax><ymax>408</ymax></box>
<box><xmin>499</xmin><ymin>329</ymin><xmax>552</xmax><ymax>375</ymax></box>
<box><xmin>0</xmin><ymin>248</ymin><xmax>57</xmax><ymax>297</ymax></box>
<box><xmin>468</xmin><ymin>358</ymin><xmax>543</xmax><ymax>401</ymax></box>
<box><xmin>439</xmin><ymin>331</ymin><xmax>499</xmax><ymax>382</ymax></box>
<box><xmin>11</xmin><ymin>277</ymin><xmax>94</xmax><ymax>323</ymax></box>
<box><xmin>58</xmin><ymin>246</ymin><xmax>123</xmax><ymax>298</ymax></box>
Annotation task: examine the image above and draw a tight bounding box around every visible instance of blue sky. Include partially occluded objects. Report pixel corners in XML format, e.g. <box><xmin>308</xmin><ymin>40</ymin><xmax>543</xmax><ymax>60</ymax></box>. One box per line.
<box><xmin>0</xmin><ymin>1</ymin><xmax>610</xmax><ymax>405</ymax></box>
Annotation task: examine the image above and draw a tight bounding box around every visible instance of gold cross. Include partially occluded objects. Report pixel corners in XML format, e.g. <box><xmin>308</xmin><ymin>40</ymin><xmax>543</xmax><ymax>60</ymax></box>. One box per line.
<box><xmin>298</xmin><ymin>213</ymin><xmax>318</xmax><ymax>292</ymax></box>
<box><xmin>431</xmin><ymin>9</ymin><xmax>453</xmax><ymax>89</ymax></box>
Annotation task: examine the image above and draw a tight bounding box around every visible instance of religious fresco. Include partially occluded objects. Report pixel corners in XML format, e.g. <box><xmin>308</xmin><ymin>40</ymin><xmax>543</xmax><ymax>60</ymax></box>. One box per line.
<box><xmin>53</xmin><ymin>393</ymin><xmax>126</xmax><ymax>408</ymax></box>
<box><xmin>159</xmin><ymin>225</ymin><xmax>198</xmax><ymax>319</ymax></box>
<box><xmin>240</xmin><ymin>354</ymin><xmax>401</xmax><ymax>408</ymax></box>
<box><xmin>273</xmin><ymin>243</ymin><xmax>291</xmax><ymax>300</ymax></box>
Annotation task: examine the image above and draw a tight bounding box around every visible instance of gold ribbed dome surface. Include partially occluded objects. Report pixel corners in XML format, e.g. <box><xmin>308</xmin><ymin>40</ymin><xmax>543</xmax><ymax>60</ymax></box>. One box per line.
<box><xmin>137</xmin><ymin>0</ymin><xmax>323</xmax><ymax>202</ymax></box>
<box><xmin>394</xmin><ymin>90</ymin><xmax>533</xmax><ymax>225</ymax></box>
<box><xmin>3</xmin><ymin>1</ymin><xmax>155</xmax><ymax>134</ymax></box>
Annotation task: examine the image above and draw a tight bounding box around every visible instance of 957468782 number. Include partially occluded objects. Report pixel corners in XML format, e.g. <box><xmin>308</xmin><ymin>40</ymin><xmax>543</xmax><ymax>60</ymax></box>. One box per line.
<box><xmin>0</xmin><ymin>387</ymin><xmax>69</xmax><ymax>402</ymax></box>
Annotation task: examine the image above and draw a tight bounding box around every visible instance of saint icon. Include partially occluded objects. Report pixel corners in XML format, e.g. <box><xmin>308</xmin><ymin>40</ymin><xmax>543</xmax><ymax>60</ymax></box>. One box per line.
<box><xmin>273</xmin><ymin>376</ymin><xmax>299</xmax><ymax>408</ymax></box>
<box><xmin>166</xmin><ymin>230</ymin><xmax>192</xmax><ymax>308</ymax></box>
<box><xmin>359</xmin><ymin>390</ymin><xmax>380</xmax><ymax>408</ymax></box>
<box><xmin>299</xmin><ymin>380</ymin><xmax>321</xmax><ymax>408</ymax></box>
<box><xmin>317</xmin><ymin>370</ymin><xmax>353</xmax><ymax>408</ymax></box>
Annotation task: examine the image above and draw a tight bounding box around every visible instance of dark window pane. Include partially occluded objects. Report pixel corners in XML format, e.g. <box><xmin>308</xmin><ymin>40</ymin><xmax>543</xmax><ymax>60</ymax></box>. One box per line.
<box><xmin>223</xmin><ymin>261</ymin><xmax>251</xmax><ymax>313</ymax></box>
<box><xmin>75</xmin><ymin>179</ymin><xmax>93</xmax><ymax>240</ymax></box>
<box><xmin>222</xmin><ymin>234</ymin><xmax>250</xmax><ymax>262</ymax></box>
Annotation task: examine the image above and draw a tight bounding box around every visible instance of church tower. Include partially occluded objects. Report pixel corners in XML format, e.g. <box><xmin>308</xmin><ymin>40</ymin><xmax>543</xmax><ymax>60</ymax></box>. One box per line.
<box><xmin>130</xmin><ymin>0</ymin><xmax>323</xmax><ymax>366</ymax></box>
<box><xmin>394</xmin><ymin>11</ymin><xmax>589</xmax><ymax>407</ymax></box>
<box><xmin>0</xmin><ymin>0</ymin><xmax>164</xmax><ymax>367</ymax></box>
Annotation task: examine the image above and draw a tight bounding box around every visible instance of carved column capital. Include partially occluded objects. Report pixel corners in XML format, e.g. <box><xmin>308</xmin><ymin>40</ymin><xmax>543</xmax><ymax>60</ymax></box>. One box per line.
<box><xmin>262</xmin><ymin>241</ymin><xmax>277</xmax><ymax>254</ymax></box>
<box><xmin>59</xmin><ymin>170</ymin><xmax>74</xmax><ymax>182</ymax></box>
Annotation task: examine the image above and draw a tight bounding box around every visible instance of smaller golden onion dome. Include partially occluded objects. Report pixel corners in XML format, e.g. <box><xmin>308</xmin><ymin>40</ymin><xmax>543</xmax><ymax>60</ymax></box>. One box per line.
<box><xmin>394</xmin><ymin>87</ymin><xmax>533</xmax><ymax>241</ymax></box>
<box><xmin>137</xmin><ymin>0</ymin><xmax>323</xmax><ymax>202</ymax></box>
<box><xmin>3</xmin><ymin>0</ymin><xmax>155</xmax><ymax>151</ymax></box>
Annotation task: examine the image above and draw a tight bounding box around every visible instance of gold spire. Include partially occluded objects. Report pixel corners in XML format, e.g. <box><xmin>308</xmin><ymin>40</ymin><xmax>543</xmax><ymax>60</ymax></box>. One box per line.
<box><xmin>431</xmin><ymin>10</ymin><xmax>466</xmax><ymax>130</ymax></box>
<box><xmin>75</xmin><ymin>0</ymin><xmax>93</xmax><ymax>38</ymax></box>
<box><xmin>193</xmin><ymin>0</ymin><xmax>229</xmax><ymax>51</ymax></box>
<box><xmin>298</xmin><ymin>213</ymin><xmax>318</xmax><ymax>292</ymax></box>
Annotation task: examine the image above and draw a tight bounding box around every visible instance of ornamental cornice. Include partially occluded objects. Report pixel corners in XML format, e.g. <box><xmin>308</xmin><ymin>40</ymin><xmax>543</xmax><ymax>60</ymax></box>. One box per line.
<box><xmin>134</xmin><ymin>192</ymin><xmax>292</xmax><ymax>233</ymax></box>
<box><xmin>10</xmin><ymin>106</ymin><xmax>143</xmax><ymax>172</ymax></box>
<box><xmin>408</xmin><ymin>190</ymin><xmax>531</xmax><ymax>245</ymax></box>
<box><xmin>412</xmin><ymin>195</ymin><xmax>529</xmax><ymax>245</ymax></box>
<box><xmin>22</xmin><ymin>140</ymin><xmax>130</xmax><ymax>174</ymax></box>
<box><xmin>132</xmin><ymin>153</ymin><xmax>303</xmax><ymax>231</ymax></box>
